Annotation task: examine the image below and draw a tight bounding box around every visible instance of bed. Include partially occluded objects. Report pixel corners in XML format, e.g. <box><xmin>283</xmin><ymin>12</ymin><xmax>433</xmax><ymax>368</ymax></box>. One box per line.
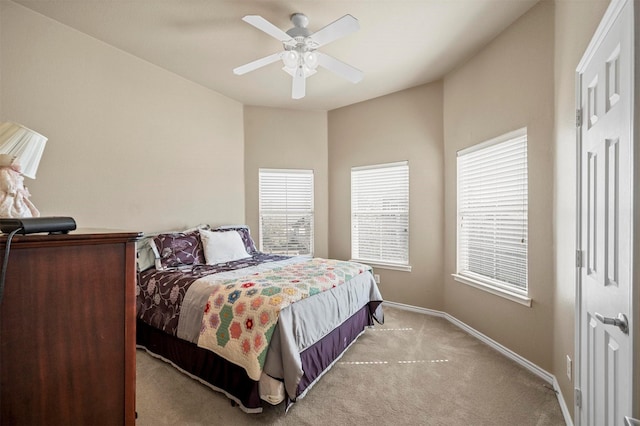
<box><xmin>135</xmin><ymin>225</ymin><xmax>384</xmax><ymax>413</ymax></box>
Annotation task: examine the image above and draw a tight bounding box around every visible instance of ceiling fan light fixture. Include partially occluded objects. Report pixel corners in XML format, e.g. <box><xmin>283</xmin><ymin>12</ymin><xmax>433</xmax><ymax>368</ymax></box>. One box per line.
<box><xmin>303</xmin><ymin>51</ymin><xmax>319</xmax><ymax>69</ymax></box>
<box><xmin>282</xmin><ymin>50</ymin><xmax>299</xmax><ymax>69</ymax></box>
<box><xmin>282</xmin><ymin>64</ymin><xmax>316</xmax><ymax>79</ymax></box>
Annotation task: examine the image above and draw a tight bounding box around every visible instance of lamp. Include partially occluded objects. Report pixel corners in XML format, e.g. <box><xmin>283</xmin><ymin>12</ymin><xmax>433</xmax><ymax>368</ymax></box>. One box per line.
<box><xmin>0</xmin><ymin>122</ymin><xmax>47</xmax><ymax>218</ymax></box>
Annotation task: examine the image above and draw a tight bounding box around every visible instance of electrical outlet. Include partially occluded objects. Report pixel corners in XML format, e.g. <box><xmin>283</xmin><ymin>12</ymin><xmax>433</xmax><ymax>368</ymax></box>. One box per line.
<box><xmin>374</xmin><ymin>274</ymin><xmax>381</xmax><ymax>284</ymax></box>
<box><xmin>566</xmin><ymin>355</ymin><xmax>572</xmax><ymax>380</ymax></box>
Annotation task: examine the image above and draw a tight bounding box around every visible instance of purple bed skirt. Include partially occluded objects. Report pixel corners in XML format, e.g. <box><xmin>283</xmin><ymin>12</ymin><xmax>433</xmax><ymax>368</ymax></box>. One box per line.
<box><xmin>136</xmin><ymin>301</ymin><xmax>381</xmax><ymax>412</ymax></box>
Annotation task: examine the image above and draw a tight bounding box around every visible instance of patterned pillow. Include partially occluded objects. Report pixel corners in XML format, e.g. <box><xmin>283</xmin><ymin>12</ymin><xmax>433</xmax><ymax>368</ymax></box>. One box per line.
<box><xmin>150</xmin><ymin>230</ymin><xmax>205</xmax><ymax>270</ymax></box>
<box><xmin>139</xmin><ymin>224</ymin><xmax>210</xmax><ymax>271</ymax></box>
<box><xmin>214</xmin><ymin>226</ymin><xmax>257</xmax><ymax>254</ymax></box>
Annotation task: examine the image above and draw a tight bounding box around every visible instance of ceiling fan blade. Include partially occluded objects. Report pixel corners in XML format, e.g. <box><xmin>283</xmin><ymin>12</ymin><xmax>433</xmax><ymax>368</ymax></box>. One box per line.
<box><xmin>308</xmin><ymin>14</ymin><xmax>359</xmax><ymax>48</ymax></box>
<box><xmin>242</xmin><ymin>15</ymin><xmax>292</xmax><ymax>43</ymax></box>
<box><xmin>292</xmin><ymin>67</ymin><xmax>306</xmax><ymax>99</ymax></box>
<box><xmin>316</xmin><ymin>52</ymin><xmax>363</xmax><ymax>83</ymax></box>
<box><xmin>233</xmin><ymin>52</ymin><xmax>283</xmax><ymax>75</ymax></box>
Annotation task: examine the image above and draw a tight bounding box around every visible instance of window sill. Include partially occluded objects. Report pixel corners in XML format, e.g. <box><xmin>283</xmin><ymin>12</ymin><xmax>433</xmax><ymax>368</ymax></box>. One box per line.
<box><xmin>451</xmin><ymin>274</ymin><xmax>532</xmax><ymax>307</ymax></box>
<box><xmin>350</xmin><ymin>260</ymin><xmax>412</xmax><ymax>272</ymax></box>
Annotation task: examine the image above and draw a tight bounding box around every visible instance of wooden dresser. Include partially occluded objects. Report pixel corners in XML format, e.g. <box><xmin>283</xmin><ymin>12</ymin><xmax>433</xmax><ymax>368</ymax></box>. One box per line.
<box><xmin>0</xmin><ymin>229</ymin><xmax>141</xmax><ymax>426</ymax></box>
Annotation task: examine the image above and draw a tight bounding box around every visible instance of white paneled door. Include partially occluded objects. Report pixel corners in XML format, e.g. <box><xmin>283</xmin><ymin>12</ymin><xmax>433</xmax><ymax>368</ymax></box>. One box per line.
<box><xmin>576</xmin><ymin>0</ymin><xmax>635</xmax><ymax>425</ymax></box>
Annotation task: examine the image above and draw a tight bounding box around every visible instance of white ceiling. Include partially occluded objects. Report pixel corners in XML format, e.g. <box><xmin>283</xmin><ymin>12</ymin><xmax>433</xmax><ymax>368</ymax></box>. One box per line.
<box><xmin>14</xmin><ymin>0</ymin><xmax>539</xmax><ymax>111</ymax></box>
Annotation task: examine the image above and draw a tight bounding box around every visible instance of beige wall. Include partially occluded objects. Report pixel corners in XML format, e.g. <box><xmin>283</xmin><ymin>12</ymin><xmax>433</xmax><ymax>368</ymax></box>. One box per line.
<box><xmin>243</xmin><ymin>106</ymin><xmax>329</xmax><ymax>257</ymax></box>
<box><xmin>443</xmin><ymin>1</ymin><xmax>555</xmax><ymax>370</ymax></box>
<box><xmin>553</xmin><ymin>0</ymin><xmax>610</xmax><ymax>414</ymax></box>
<box><xmin>328</xmin><ymin>82</ymin><xmax>444</xmax><ymax>310</ymax></box>
<box><xmin>0</xmin><ymin>1</ymin><xmax>245</xmax><ymax>233</ymax></box>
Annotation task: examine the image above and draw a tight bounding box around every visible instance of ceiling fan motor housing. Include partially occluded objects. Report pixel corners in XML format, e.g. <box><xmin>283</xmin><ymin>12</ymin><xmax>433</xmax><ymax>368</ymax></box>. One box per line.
<box><xmin>290</xmin><ymin>13</ymin><xmax>309</xmax><ymax>30</ymax></box>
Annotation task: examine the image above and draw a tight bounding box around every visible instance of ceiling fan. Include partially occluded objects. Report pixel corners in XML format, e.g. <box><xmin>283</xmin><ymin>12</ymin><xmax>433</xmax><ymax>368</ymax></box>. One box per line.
<box><xmin>233</xmin><ymin>13</ymin><xmax>364</xmax><ymax>99</ymax></box>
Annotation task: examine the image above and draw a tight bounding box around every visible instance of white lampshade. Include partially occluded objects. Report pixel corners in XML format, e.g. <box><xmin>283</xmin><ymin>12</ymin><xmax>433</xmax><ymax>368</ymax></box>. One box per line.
<box><xmin>0</xmin><ymin>122</ymin><xmax>47</xmax><ymax>179</ymax></box>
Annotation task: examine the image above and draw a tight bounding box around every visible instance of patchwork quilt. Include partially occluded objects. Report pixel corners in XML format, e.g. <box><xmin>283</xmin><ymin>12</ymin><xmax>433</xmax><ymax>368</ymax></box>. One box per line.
<box><xmin>196</xmin><ymin>258</ymin><xmax>370</xmax><ymax>381</ymax></box>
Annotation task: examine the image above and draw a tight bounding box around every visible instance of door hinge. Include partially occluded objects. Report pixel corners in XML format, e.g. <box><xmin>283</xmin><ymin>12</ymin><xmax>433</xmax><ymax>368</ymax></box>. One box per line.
<box><xmin>576</xmin><ymin>250</ymin><xmax>583</xmax><ymax>268</ymax></box>
<box><xmin>575</xmin><ymin>388</ymin><xmax>582</xmax><ymax>408</ymax></box>
<box><xmin>576</xmin><ymin>108</ymin><xmax>583</xmax><ymax>127</ymax></box>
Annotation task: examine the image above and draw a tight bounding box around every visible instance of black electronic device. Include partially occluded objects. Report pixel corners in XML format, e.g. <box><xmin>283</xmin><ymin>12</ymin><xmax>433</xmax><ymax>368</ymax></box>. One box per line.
<box><xmin>0</xmin><ymin>217</ymin><xmax>77</xmax><ymax>235</ymax></box>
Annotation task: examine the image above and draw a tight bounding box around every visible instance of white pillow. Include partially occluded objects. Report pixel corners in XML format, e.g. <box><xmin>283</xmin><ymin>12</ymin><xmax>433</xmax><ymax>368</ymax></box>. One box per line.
<box><xmin>136</xmin><ymin>237</ymin><xmax>157</xmax><ymax>272</ymax></box>
<box><xmin>200</xmin><ymin>229</ymin><xmax>250</xmax><ymax>265</ymax></box>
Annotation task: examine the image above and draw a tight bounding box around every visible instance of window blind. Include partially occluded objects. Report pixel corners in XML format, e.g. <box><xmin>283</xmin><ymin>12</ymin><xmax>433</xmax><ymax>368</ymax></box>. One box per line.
<box><xmin>259</xmin><ymin>169</ymin><xmax>314</xmax><ymax>256</ymax></box>
<box><xmin>457</xmin><ymin>130</ymin><xmax>528</xmax><ymax>293</ymax></box>
<box><xmin>351</xmin><ymin>161</ymin><xmax>409</xmax><ymax>267</ymax></box>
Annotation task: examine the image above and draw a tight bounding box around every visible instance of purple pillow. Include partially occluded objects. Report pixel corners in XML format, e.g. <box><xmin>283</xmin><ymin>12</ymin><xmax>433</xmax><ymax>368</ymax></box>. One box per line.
<box><xmin>151</xmin><ymin>230</ymin><xmax>205</xmax><ymax>270</ymax></box>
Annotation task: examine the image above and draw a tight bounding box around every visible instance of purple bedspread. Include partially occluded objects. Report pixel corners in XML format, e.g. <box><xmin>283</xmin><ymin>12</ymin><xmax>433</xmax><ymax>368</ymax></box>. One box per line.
<box><xmin>136</xmin><ymin>253</ymin><xmax>289</xmax><ymax>336</ymax></box>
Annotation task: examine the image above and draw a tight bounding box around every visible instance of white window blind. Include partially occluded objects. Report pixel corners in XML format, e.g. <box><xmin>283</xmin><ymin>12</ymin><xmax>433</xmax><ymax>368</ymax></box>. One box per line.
<box><xmin>456</xmin><ymin>129</ymin><xmax>528</xmax><ymax>294</ymax></box>
<box><xmin>259</xmin><ymin>169</ymin><xmax>314</xmax><ymax>256</ymax></box>
<box><xmin>351</xmin><ymin>161</ymin><xmax>409</xmax><ymax>269</ymax></box>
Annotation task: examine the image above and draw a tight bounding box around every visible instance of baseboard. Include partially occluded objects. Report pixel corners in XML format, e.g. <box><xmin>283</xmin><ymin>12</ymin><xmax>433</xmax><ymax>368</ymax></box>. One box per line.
<box><xmin>382</xmin><ymin>300</ymin><xmax>573</xmax><ymax>426</ymax></box>
<box><xmin>382</xmin><ymin>300</ymin><xmax>447</xmax><ymax>318</ymax></box>
<box><xmin>553</xmin><ymin>375</ymin><xmax>574</xmax><ymax>426</ymax></box>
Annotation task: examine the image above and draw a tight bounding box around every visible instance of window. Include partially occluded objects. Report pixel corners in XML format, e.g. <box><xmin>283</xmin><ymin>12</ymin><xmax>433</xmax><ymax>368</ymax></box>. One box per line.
<box><xmin>455</xmin><ymin>129</ymin><xmax>529</xmax><ymax>304</ymax></box>
<box><xmin>351</xmin><ymin>161</ymin><xmax>410</xmax><ymax>271</ymax></box>
<box><xmin>259</xmin><ymin>169</ymin><xmax>314</xmax><ymax>256</ymax></box>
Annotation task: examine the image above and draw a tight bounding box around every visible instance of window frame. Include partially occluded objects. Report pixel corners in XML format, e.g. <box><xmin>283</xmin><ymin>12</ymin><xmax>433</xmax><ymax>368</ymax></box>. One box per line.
<box><xmin>453</xmin><ymin>128</ymin><xmax>531</xmax><ymax>306</ymax></box>
<box><xmin>350</xmin><ymin>161</ymin><xmax>411</xmax><ymax>272</ymax></box>
<box><xmin>258</xmin><ymin>168</ymin><xmax>314</xmax><ymax>256</ymax></box>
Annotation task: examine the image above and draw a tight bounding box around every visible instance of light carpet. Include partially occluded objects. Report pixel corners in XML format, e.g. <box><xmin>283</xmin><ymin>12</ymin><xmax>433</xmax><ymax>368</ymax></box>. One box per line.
<box><xmin>136</xmin><ymin>306</ymin><xmax>566</xmax><ymax>425</ymax></box>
